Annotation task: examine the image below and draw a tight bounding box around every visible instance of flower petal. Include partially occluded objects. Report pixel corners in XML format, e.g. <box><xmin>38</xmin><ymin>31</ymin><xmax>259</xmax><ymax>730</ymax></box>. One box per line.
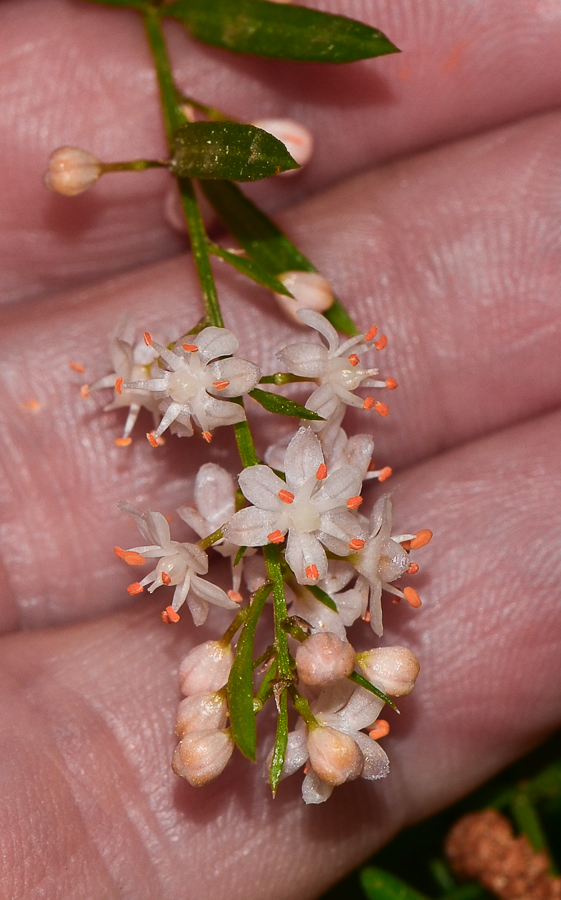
<box><xmin>301</xmin><ymin>769</ymin><xmax>334</xmax><ymax>804</ymax></box>
<box><xmin>192</xmin><ymin>326</ymin><xmax>238</xmax><ymax>363</ymax></box>
<box><xmin>194</xmin><ymin>463</ymin><xmax>236</xmax><ymax>528</ymax></box>
<box><xmin>280</xmin><ymin>730</ymin><xmax>309</xmax><ymax>779</ymax></box>
<box><xmin>224</xmin><ymin>507</ymin><xmax>279</xmax><ymax>547</ymax></box>
<box><xmin>284</xmin><ymin>427</ymin><xmax>324</xmax><ymax>492</ymax></box>
<box><xmin>353</xmin><ymin>732</ymin><xmax>390</xmax><ymax>780</ymax></box>
<box><xmin>276</xmin><ymin>342</ymin><xmax>328</xmax><ymax>378</ymax></box>
<box><xmin>296</xmin><ymin>308</ymin><xmax>339</xmax><ymax>353</ymax></box>
<box><xmin>286</xmin><ymin>530</ymin><xmax>327</xmax><ymax>584</ymax></box>
<box><xmin>238</xmin><ymin>465</ymin><xmax>286</xmax><ymax>511</ymax></box>
<box><xmin>209</xmin><ymin>358</ymin><xmax>261</xmax><ymax>396</ymax></box>
<box><xmin>190</xmin><ymin>574</ymin><xmax>238</xmax><ymax>610</ymax></box>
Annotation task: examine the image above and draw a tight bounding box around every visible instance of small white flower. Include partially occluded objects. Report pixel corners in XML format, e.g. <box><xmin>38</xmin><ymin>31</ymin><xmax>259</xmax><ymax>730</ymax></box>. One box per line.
<box><xmin>123</xmin><ymin>326</ymin><xmax>261</xmax><ymax>444</ymax></box>
<box><xmin>288</xmin><ymin>560</ymin><xmax>366</xmax><ymax>639</ymax></box>
<box><xmin>87</xmin><ymin>317</ymin><xmax>162</xmax><ymax>445</ymax></box>
<box><xmin>277</xmin><ymin>308</ymin><xmax>396</xmax><ymax>427</ymax></box>
<box><xmin>116</xmin><ymin>501</ymin><xmax>238</xmax><ymax>624</ymax></box>
<box><xmin>224</xmin><ymin>427</ymin><xmax>365</xmax><ymax>584</ymax></box>
<box><xmin>352</xmin><ymin>494</ymin><xmax>424</xmax><ymax>636</ymax></box>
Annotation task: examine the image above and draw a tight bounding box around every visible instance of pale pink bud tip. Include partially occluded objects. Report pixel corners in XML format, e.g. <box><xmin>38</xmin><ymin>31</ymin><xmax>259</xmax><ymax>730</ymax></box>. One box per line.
<box><xmin>179</xmin><ymin>640</ymin><xmax>234</xmax><ymax>696</ymax></box>
<box><xmin>44</xmin><ymin>147</ymin><xmax>101</xmax><ymax>197</ymax></box>
<box><xmin>251</xmin><ymin>118</ymin><xmax>313</xmax><ymax>169</ymax></box>
<box><xmin>296</xmin><ymin>632</ymin><xmax>355</xmax><ymax>687</ymax></box>
<box><xmin>357</xmin><ymin>646</ymin><xmax>420</xmax><ymax>697</ymax></box>
<box><xmin>172</xmin><ymin>729</ymin><xmax>234</xmax><ymax>786</ymax></box>
<box><xmin>274</xmin><ymin>271</ymin><xmax>334</xmax><ymax>324</ymax></box>
<box><xmin>307</xmin><ymin>726</ymin><xmax>363</xmax><ymax>786</ymax></box>
<box><xmin>175</xmin><ymin>692</ymin><xmax>228</xmax><ymax>738</ymax></box>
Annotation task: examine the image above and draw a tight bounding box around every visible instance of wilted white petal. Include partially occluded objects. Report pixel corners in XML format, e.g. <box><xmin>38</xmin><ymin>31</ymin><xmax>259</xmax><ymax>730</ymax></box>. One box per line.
<box><xmin>301</xmin><ymin>769</ymin><xmax>334</xmax><ymax>804</ymax></box>
<box><xmin>296</xmin><ymin>308</ymin><xmax>339</xmax><ymax>352</ymax></box>
<box><xmin>238</xmin><ymin>465</ymin><xmax>286</xmax><ymax>511</ymax></box>
<box><xmin>333</xmin><ymin>686</ymin><xmax>385</xmax><ymax>734</ymax></box>
<box><xmin>188</xmin><ymin>593</ymin><xmax>209</xmax><ymax>626</ymax></box>
<box><xmin>224</xmin><ymin>506</ymin><xmax>279</xmax><ymax>547</ymax></box>
<box><xmin>190</xmin><ymin>574</ymin><xmax>238</xmax><ymax>609</ymax></box>
<box><xmin>353</xmin><ymin>732</ymin><xmax>390</xmax><ymax>780</ymax></box>
<box><xmin>177</xmin><ymin>506</ymin><xmax>209</xmax><ymax>538</ymax></box>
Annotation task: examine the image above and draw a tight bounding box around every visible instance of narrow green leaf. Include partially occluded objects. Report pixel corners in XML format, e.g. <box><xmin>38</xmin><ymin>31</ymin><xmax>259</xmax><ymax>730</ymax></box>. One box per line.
<box><xmin>172</xmin><ymin>122</ymin><xmax>299</xmax><ymax>181</ymax></box>
<box><xmin>249</xmin><ymin>388</ymin><xmax>323</xmax><ymax>420</ymax></box>
<box><xmin>86</xmin><ymin>0</ymin><xmax>148</xmax><ymax>8</ymax></box>
<box><xmin>233</xmin><ymin>545</ymin><xmax>247</xmax><ymax>568</ymax></box>
<box><xmin>208</xmin><ymin>245</ymin><xmax>293</xmax><ymax>295</ymax></box>
<box><xmin>269</xmin><ymin>688</ymin><xmax>288</xmax><ymax>795</ymax></box>
<box><xmin>200</xmin><ymin>180</ymin><xmax>359</xmax><ymax>335</ymax></box>
<box><xmin>306</xmin><ymin>584</ymin><xmax>337</xmax><ymax>612</ymax></box>
<box><xmin>227</xmin><ymin>582</ymin><xmax>273</xmax><ymax>760</ymax></box>
<box><xmin>360</xmin><ymin>867</ymin><xmax>430</xmax><ymax>900</ymax></box>
<box><xmin>349</xmin><ymin>671</ymin><xmax>398</xmax><ymax>712</ymax></box>
<box><xmin>163</xmin><ymin>0</ymin><xmax>399</xmax><ymax>63</ymax></box>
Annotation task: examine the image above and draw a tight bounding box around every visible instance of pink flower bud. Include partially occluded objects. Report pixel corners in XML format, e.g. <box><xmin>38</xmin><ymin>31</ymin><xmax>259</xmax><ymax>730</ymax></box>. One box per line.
<box><xmin>44</xmin><ymin>146</ymin><xmax>101</xmax><ymax>196</ymax></box>
<box><xmin>251</xmin><ymin>118</ymin><xmax>313</xmax><ymax>169</ymax></box>
<box><xmin>179</xmin><ymin>640</ymin><xmax>234</xmax><ymax>696</ymax></box>
<box><xmin>172</xmin><ymin>728</ymin><xmax>234</xmax><ymax>786</ymax></box>
<box><xmin>296</xmin><ymin>632</ymin><xmax>355</xmax><ymax>687</ymax></box>
<box><xmin>356</xmin><ymin>646</ymin><xmax>420</xmax><ymax>697</ymax></box>
<box><xmin>307</xmin><ymin>726</ymin><xmax>364</xmax><ymax>785</ymax></box>
<box><xmin>274</xmin><ymin>271</ymin><xmax>334</xmax><ymax>323</ymax></box>
<box><xmin>175</xmin><ymin>691</ymin><xmax>228</xmax><ymax>738</ymax></box>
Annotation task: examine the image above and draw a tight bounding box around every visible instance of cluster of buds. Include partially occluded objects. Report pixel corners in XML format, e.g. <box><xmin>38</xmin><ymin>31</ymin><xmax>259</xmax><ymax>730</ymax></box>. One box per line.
<box><xmin>93</xmin><ymin>305</ymin><xmax>432</xmax><ymax>803</ymax></box>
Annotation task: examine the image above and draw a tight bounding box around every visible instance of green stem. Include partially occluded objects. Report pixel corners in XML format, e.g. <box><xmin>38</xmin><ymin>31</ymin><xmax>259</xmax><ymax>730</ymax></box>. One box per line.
<box><xmin>290</xmin><ymin>688</ymin><xmax>318</xmax><ymax>729</ymax></box>
<box><xmin>143</xmin><ymin>8</ymin><xmax>223</xmax><ymax>328</ymax></box>
<box><xmin>176</xmin><ymin>91</ymin><xmax>234</xmax><ymax>122</ymax></box>
<box><xmin>264</xmin><ymin>544</ymin><xmax>291</xmax><ymax>679</ymax></box>
<box><xmin>100</xmin><ymin>159</ymin><xmax>168</xmax><ymax>172</ymax></box>
<box><xmin>221</xmin><ymin>606</ymin><xmax>249</xmax><ymax>645</ymax></box>
<box><xmin>198</xmin><ymin>526</ymin><xmax>223</xmax><ymax>550</ymax></box>
<box><xmin>510</xmin><ymin>788</ymin><xmax>557</xmax><ymax>874</ymax></box>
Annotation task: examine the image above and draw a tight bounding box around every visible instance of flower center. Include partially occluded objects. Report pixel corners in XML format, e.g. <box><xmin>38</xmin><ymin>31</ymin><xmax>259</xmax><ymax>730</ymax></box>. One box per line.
<box><xmin>326</xmin><ymin>357</ymin><xmax>363</xmax><ymax>390</ymax></box>
<box><xmin>289</xmin><ymin>499</ymin><xmax>321</xmax><ymax>533</ymax></box>
<box><xmin>167</xmin><ymin>368</ymin><xmax>202</xmax><ymax>403</ymax></box>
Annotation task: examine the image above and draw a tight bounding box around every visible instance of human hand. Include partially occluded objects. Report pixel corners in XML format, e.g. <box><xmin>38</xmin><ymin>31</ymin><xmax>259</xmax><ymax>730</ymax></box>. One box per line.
<box><xmin>1</xmin><ymin>1</ymin><xmax>561</xmax><ymax>897</ymax></box>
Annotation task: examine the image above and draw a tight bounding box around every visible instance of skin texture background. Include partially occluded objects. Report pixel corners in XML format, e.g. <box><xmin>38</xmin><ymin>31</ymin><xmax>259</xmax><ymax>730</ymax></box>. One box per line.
<box><xmin>0</xmin><ymin>1</ymin><xmax>561</xmax><ymax>897</ymax></box>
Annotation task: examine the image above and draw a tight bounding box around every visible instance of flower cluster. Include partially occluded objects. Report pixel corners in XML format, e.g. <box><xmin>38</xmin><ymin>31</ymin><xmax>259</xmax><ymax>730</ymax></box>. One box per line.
<box><xmin>97</xmin><ymin>311</ymin><xmax>431</xmax><ymax>803</ymax></box>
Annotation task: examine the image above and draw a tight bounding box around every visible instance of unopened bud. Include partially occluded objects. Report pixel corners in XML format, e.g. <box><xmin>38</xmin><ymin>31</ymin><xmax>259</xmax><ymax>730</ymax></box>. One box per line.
<box><xmin>356</xmin><ymin>646</ymin><xmax>420</xmax><ymax>697</ymax></box>
<box><xmin>175</xmin><ymin>691</ymin><xmax>228</xmax><ymax>738</ymax></box>
<box><xmin>179</xmin><ymin>640</ymin><xmax>234</xmax><ymax>696</ymax></box>
<box><xmin>274</xmin><ymin>271</ymin><xmax>334</xmax><ymax>323</ymax></box>
<box><xmin>172</xmin><ymin>728</ymin><xmax>234</xmax><ymax>786</ymax></box>
<box><xmin>307</xmin><ymin>726</ymin><xmax>363</xmax><ymax>786</ymax></box>
<box><xmin>251</xmin><ymin>118</ymin><xmax>313</xmax><ymax>170</ymax></box>
<box><xmin>296</xmin><ymin>632</ymin><xmax>355</xmax><ymax>687</ymax></box>
<box><xmin>44</xmin><ymin>146</ymin><xmax>101</xmax><ymax>197</ymax></box>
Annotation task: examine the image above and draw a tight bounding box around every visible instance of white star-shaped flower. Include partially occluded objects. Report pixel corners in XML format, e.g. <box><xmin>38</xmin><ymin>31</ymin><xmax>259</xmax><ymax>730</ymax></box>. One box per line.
<box><xmin>123</xmin><ymin>326</ymin><xmax>261</xmax><ymax>444</ymax></box>
<box><xmin>276</xmin><ymin>308</ymin><xmax>396</xmax><ymax>427</ymax></box>
<box><xmin>224</xmin><ymin>427</ymin><xmax>365</xmax><ymax>585</ymax></box>
<box><xmin>116</xmin><ymin>501</ymin><xmax>238</xmax><ymax>625</ymax></box>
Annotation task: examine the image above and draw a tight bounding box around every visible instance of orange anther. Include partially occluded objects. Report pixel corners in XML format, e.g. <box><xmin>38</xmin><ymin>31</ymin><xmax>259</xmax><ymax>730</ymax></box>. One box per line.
<box><xmin>268</xmin><ymin>530</ymin><xmax>285</xmax><ymax>544</ymax></box>
<box><xmin>404</xmin><ymin>587</ymin><xmax>422</xmax><ymax>608</ymax></box>
<box><xmin>365</xmin><ymin>325</ymin><xmax>377</xmax><ymax>342</ymax></box>
<box><xmin>392</xmin><ymin>597</ymin><xmax>401</xmax><ymax>605</ymax></box>
<box><xmin>228</xmin><ymin>590</ymin><xmax>243</xmax><ymax>603</ymax></box>
<box><xmin>278</xmin><ymin>489</ymin><xmax>294</xmax><ymax>504</ymax></box>
<box><xmin>69</xmin><ymin>361</ymin><xmax>85</xmax><ymax>374</ymax></box>
<box><xmin>162</xmin><ymin>606</ymin><xmax>180</xmax><ymax>624</ymax></box>
<box><xmin>347</xmin><ymin>496</ymin><xmax>363</xmax><ymax>510</ymax></box>
<box><xmin>316</xmin><ymin>463</ymin><xmax>327</xmax><ymax>480</ymax></box>
<box><xmin>80</xmin><ymin>384</ymin><xmax>90</xmax><ymax>398</ymax></box>
<box><xmin>146</xmin><ymin>432</ymin><xmax>159</xmax><ymax>448</ymax></box>
<box><xmin>367</xmin><ymin>459</ymin><xmax>377</xmax><ymax>471</ymax></box>
<box><xmin>212</xmin><ymin>380</ymin><xmax>230</xmax><ymax>391</ymax></box>
<box><xmin>305</xmin><ymin>565</ymin><xmax>319</xmax><ymax>581</ymax></box>
<box><xmin>114</xmin><ymin>547</ymin><xmax>146</xmax><ymax>566</ymax></box>
<box><xmin>182</xmin><ymin>343</ymin><xmax>198</xmax><ymax>352</ymax></box>
<box><xmin>410</xmin><ymin>529</ymin><xmax>433</xmax><ymax>550</ymax></box>
<box><xmin>363</xmin><ymin>397</ymin><xmax>375</xmax><ymax>410</ymax></box>
<box><xmin>202</xmin><ymin>431</ymin><xmax>212</xmax><ymax>443</ymax></box>
<box><xmin>374</xmin><ymin>401</ymin><xmax>389</xmax><ymax>417</ymax></box>
<box><xmin>127</xmin><ymin>582</ymin><xmax>143</xmax><ymax>595</ymax></box>
<box><xmin>362</xmin><ymin>609</ymin><xmax>371</xmax><ymax>622</ymax></box>
<box><xmin>144</xmin><ymin>332</ymin><xmax>152</xmax><ymax>346</ymax></box>
<box><xmin>407</xmin><ymin>562</ymin><xmax>420</xmax><ymax>575</ymax></box>
<box><xmin>115</xmin><ymin>377</ymin><xmax>123</xmax><ymax>395</ymax></box>
<box><xmin>385</xmin><ymin>377</ymin><xmax>398</xmax><ymax>390</ymax></box>
<box><xmin>114</xmin><ymin>437</ymin><xmax>132</xmax><ymax>447</ymax></box>
<box><xmin>378</xmin><ymin>466</ymin><xmax>392</xmax><ymax>482</ymax></box>
<box><xmin>348</xmin><ymin>353</ymin><xmax>360</xmax><ymax>367</ymax></box>
<box><xmin>368</xmin><ymin>720</ymin><xmax>390</xmax><ymax>740</ymax></box>
<box><xmin>349</xmin><ymin>538</ymin><xmax>365</xmax><ymax>551</ymax></box>
<box><xmin>303</xmin><ymin>762</ymin><xmax>311</xmax><ymax>775</ymax></box>
<box><xmin>374</xmin><ymin>335</ymin><xmax>388</xmax><ymax>350</ymax></box>
<box><xmin>161</xmin><ymin>572</ymin><xmax>172</xmax><ymax>586</ymax></box>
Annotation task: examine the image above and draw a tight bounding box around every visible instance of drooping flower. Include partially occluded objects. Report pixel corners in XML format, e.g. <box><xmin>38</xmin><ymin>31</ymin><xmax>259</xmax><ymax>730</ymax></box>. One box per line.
<box><xmin>276</xmin><ymin>308</ymin><xmax>396</xmax><ymax>428</ymax></box>
<box><xmin>88</xmin><ymin>318</ymin><xmax>161</xmax><ymax>445</ymax></box>
<box><xmin>279</xmin><ymin>681</ymin><xmax>390</xmax><ymax>804</ymax></box>
<box><xmin>351</xmin><ymin>494</ymin><xmax>430</xmax><ymax>636</ymax></box>
<box><xmin>224</xmin><ymin>427</ymin><xmax>366</xmax><ymax>584</ymax></box>
<box><xmin>123</xmin><ymin>326</ymin><xmax>261</xmax><ymax>444</ymax></box>
<box><xmin>116</xmin><ymin>502</ymin><xmax>238</xmax><ymax>624</ymax></box>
